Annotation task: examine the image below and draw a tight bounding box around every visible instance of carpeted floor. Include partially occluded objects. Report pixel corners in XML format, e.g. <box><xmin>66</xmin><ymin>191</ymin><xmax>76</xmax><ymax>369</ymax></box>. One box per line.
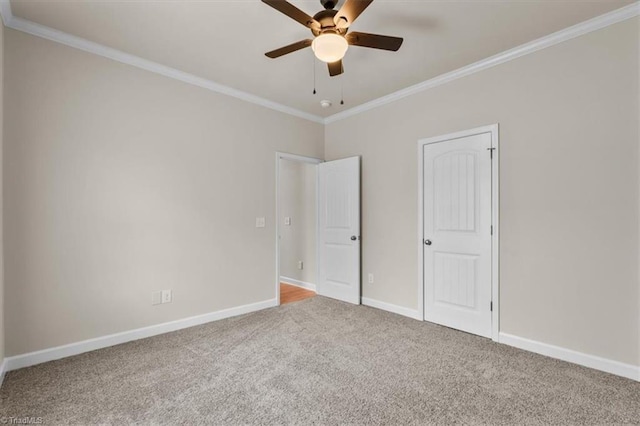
<box><xmin>1</xmin><ymin>297</ymin><xmax>639</xmax><ymax>425</ymax></box>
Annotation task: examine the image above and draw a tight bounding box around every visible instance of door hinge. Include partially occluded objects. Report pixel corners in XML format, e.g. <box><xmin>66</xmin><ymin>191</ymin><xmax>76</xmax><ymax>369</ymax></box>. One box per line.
<box><xmin>490</xmin><ymin>225</ymin><xmax>493</xmax><ymax>235</ymax></box>
<box><xmin>487</xmin><ymin>147</ymin><xmax>496</xmax><ymax>159</ymax></box>
<box><xmin>490</xmin><ymin>301</ymin><xmax>493</xmax><ymax>312</ymax></box>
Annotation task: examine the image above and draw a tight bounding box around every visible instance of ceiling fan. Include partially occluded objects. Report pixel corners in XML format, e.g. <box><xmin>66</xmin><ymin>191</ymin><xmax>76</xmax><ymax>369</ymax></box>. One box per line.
<box><xmin>262</xmin><ymin>0</ymin><xmax>403</xmax><ymax>77</ymax></box>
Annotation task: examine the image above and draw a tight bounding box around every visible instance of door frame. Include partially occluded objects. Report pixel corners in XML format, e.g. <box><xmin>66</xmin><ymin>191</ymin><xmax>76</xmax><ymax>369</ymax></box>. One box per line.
<box><xmin>275</xmin><ymin>152</ymin><xmax>323</xmax><ymax>306</ymax></box>
<box><xmin>417</xmin><ymin>124</ymin><xmax>500</xmax><ymax>342</ymax></box>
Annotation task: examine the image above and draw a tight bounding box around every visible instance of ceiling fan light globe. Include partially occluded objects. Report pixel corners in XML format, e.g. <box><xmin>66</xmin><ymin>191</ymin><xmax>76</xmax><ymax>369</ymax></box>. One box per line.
<box><xmin>311</xmin><ymin>34</ymin><xmax>348</xmax><ymax>63</ymax></box>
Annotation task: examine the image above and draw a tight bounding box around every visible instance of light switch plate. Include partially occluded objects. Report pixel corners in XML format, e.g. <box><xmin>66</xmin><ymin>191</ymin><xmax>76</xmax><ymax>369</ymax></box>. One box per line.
<box><xmin>284</xmin><ymin>217</ymin><xmax>291</xmax><ymax>226</ymax></box>
<box><xmin>152</xmin><ymin>291</ymin><xmax>162</xmax><ymax>305</ymax></box>
<box><xmin>256</xmin><ymin>217</ymin><xmax>266</xmax><ymax>228</ymax></box>
<box><xmin>161</xmin><ymin>289</ymin><xmax>172</xmax><ymax>304</ymax></box>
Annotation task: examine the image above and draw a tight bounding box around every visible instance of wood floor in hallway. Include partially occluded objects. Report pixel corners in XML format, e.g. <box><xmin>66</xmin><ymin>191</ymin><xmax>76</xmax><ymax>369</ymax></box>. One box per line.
<box><xmin>280</xmin><ymin>283</ymin><xmax>315</xmax><ymax>304</ymax></box>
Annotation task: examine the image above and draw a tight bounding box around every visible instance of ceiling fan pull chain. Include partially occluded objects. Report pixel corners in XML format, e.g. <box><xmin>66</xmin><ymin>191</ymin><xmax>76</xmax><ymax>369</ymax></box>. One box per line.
<box><xmin>340</xmin><ymin>76</ymin><xmax>344</xmax><ymax>105</ymax></box>
<box><xmin>313</xmin><ymin>55</ymin><xmax>317</xmax><ymax>95</ymax></box>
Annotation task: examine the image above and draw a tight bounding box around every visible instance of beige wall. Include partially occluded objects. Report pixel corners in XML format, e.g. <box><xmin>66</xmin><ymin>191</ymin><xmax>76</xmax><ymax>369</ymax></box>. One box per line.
<box><xmin>0</xmin><ymin>21</ymin><xmax>4</xmax><ymax>363</ymax></box>
<box><xmin>325</xmin><ymin>18</ymin><xmax>639</xmax><ymax>366</ymax></box>
<box><xmin>3</xmin><ymin>29</ymin><xmax>324</xmax><ymax>356</ymax></box>
<box><xmin>279</xmin><ymin>159</ymin><xmax>317</xmax><ymax>284</ymax></box>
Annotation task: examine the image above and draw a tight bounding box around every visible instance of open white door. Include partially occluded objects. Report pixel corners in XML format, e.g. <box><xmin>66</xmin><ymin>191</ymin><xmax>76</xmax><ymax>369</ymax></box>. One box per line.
<box><xmin>423</xmin><ymin>132</ymin><xmax>493</xmax><ymax>338</ymax></box>
<box><xmin>317</xmin><ymin>157</ymin><xmax>361</xmax><ymax>305</ymax></box>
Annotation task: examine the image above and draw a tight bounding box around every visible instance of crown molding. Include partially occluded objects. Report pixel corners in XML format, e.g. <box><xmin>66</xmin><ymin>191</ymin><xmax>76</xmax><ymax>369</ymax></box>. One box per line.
<box><xmin>0</xmin><ymin>1</ymin><xmax>324</xmax><ymax>125</ymax></box>
<box><xmin>324</xmin><ymin>2</ymin><xmax>640</xmax><ymax>124</ymax></box>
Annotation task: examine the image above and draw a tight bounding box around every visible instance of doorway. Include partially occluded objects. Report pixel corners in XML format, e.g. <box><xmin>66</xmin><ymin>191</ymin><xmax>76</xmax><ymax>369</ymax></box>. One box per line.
<box><xmin>275</xmin><ymin>153</ymin><xmax>362</xmax><ymax>306</ymax></box>
<box><xmin>276</xmin><ymin>153</ymin><xmax>321</xmax><ymax>305</ymax></box>
<box><xmin>418</xmin><ymin>125</ymin><xmax>499</xmax><ymax>340</ymax></box>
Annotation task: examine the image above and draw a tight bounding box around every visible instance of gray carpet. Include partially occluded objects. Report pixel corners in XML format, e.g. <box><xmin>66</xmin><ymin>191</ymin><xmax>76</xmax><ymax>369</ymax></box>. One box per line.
<box><xmin>1</xmin><ymin>296</ymin><xmax>639</xmax><ymax>425</ymax></box>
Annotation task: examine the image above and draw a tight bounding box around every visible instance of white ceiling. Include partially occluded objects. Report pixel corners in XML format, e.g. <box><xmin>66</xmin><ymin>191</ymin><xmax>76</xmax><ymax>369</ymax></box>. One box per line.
<box><xmin>9</xmin><ymin>0</ymin><xmax>634</xmax><ymax>117</ymax></box>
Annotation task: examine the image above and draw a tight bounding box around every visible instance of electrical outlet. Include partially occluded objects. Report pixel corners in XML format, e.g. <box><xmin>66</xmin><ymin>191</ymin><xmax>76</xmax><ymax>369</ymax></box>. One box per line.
<box><xmin>298</xmin><ymin>261</ymin><xmax>303</xmax><ymax>270</ymax></box>
<box><xmin>152</xmin><ymin>291</ymin><xmax>162</xmax><ymax>305</ymax></box>
<box><xmin>256</xmin><ymin>217</ymin><xmax>266</xmax><ymax>228</ymax></box>
<box><xmin>368</xmin><ymin>273</ymin><xmax>374</xmax><ymax>284</ymax></box>
<box><xmin>161</xmin><ymin>289</ymin><xmax>172</xmax><ymax>304</ymax></box>
<box><xmin>284</xmin><ymin>217</ymin><xmax>291</xmax><ymax>226</ymax></box>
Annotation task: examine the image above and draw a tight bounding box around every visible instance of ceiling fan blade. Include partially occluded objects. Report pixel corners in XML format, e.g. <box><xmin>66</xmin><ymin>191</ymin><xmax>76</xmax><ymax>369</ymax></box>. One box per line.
<box><xmin>265</xmin><ymin>39</ymin><xmax>313</xmax><ymax>58</ymax></box>
<box><xmin>346</xmin><ymin>32</ymin><xmax>403</xmax><ymax>51</ymax></box>
<box><xmin>334</xmin><ymin>0</ymin><xmax>374</xmax><ymax>29</ymax></box>
<box><xmin>328</xmin><ymin>60</ymin><xmax>344</xmax><ymax>77</ymax></box>
<box><xmin>262</xmin><ymin>0</ymin><xmax>320</xmax><ymax>30</ymax></box>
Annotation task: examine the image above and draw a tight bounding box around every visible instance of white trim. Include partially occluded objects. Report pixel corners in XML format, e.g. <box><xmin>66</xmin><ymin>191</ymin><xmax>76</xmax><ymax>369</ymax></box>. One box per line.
<box><xmin>280</xmin><ymin>276</ymin><xmax>317</xmax><ymax>292</ymax></box>
<box><xmin>490</xmin><ymin>126</ymin><xmax>500</xmax><ymax>341</ymax></box>
<box><xmin>0</xmin><ymin>359</ymin><xmax>6</xmax><ymax>388</ymax></box>
<box><xmin>417</xmin><ymin>140</ymin><xmax>425</xmax><ymax>324</ymax></box>
<box><xmin>275</xmin><ymin>152</ymin><xmax>323</xmax><ymax>306</ymax></box>
<box><xmin>315</xmin><ymin>160</ymin><xmax>321</xmax><ymax>301</ymax></box>
<box><xmin>276</xmin><ymin>152</ymin><xmax>323</xmax><ymax>165</ymax></box>
<box><xmin>361</xmin><ymin>297</ymin><xmax>422</xmax><ymax>321</ymax></box>
<box><xmin>499</xmin><ymin>332</ymin><xmax>640</xmax><ymax>382</ymax></box>
<box><xmin>4</xmin><ymin>298</ymin><xmax>277</xmax><ymax>372</ymax></box>
<box><xmin>0</xmin><ymin>8</ymin><xmax>323</xmax><ymax>125</ymax></box>
<box><xmin>325</xmin><ymin>3</ymin><xmax>640</xmax><ymax>124</ymax></box>
<box><xmin>417</xmin><ymin>124</ymin><xmax>500</xmax><ymax>342</ymax></box>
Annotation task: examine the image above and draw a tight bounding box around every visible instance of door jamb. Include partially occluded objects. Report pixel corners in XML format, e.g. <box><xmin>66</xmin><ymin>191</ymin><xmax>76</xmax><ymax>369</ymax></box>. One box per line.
<box><xmin>417</xmin><ymin>124</ymin><xmax>500</xmax><ymax>342</ymax></box>
<box><xmin>275</xmin><ymin>152</ymin><xmax>323</xmax><ymax>306</ymax></box>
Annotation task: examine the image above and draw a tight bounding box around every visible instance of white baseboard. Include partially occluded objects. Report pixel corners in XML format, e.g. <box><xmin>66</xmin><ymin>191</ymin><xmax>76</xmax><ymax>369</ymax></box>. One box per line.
<box><xmin>280</xmin><ymin>276</ymin><xmax>316</xmax><ymax>292</ymax></box>
<box><xmin>0</xmin><ymin>359</ymin><xmax>6</xmax><ymax>388</ymax></box>
<box><xmin>361</xmin><ymin>297</ymin><xmax>422</xmax><ymax>321</ymax></box>
<box><xmin>4</xmin><ymin>298</ymin><xmax>278</xmax><ymax>372</ymax></box>
<box><xmin>499</xmin><ymin>332</ymin><xmax>640</xmax><ymax>382</ymax></box>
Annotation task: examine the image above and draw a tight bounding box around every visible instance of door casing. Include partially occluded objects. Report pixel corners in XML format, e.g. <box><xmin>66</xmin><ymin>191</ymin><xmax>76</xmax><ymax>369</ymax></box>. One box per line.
<box><xmin>417</xmin><ymin>124</ymin><xmax>500</xmax><ymax>341</ymax></box>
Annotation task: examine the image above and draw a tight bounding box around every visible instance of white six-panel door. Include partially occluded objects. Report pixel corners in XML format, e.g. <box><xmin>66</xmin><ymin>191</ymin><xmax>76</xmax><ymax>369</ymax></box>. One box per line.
<box><xmin>317</xmin><ymin>157</ymin><xmax>361</xmax><ymax>305</ymax></box>
<box><xmin>423</xmin><ymin>132</ymin><xmax>493</xmax><ymax>338</ymax></box>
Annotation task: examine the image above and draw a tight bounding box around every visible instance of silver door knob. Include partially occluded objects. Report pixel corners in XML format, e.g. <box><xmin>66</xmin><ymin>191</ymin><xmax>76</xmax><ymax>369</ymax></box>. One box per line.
<box><xmin>351</xmin><ymin>236</ymin><xmax>357</xmax><ymax>241</ymax></box>
<box><xmin>424</xmin><ymin>239</ymin><xmax>432</xmax><ymax>246</ymax></box>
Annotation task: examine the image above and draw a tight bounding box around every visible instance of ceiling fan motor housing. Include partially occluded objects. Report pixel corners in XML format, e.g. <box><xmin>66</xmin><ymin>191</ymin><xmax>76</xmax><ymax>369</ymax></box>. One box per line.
<box><xmin>311</xmin><ymin>9</ymin><xmax>347</xmax><ymax>37</ymax></box>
